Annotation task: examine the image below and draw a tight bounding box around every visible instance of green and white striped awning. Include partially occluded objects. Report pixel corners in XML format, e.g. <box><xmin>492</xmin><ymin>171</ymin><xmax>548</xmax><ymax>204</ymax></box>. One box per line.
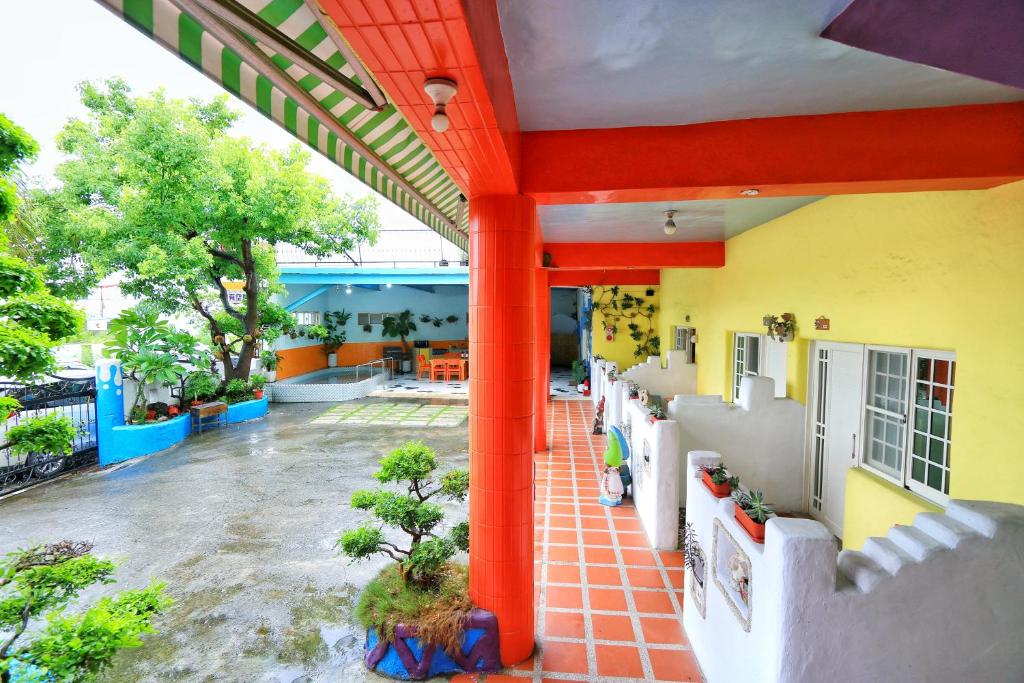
<box><xmin>95</xmin><ymin>0</ymin><xmax>468</xmax><ymax>250</ymax></box>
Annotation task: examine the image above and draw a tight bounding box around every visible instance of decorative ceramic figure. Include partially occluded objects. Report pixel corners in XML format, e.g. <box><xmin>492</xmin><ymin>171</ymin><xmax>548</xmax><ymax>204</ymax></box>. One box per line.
<box><xmin>592</xmin><ymin>397</ymin><xmax>605</xmax><ymax>434</ymax></box>
<box><xmin>599</xmin><ymin>435</ymin><xmax>624</xmax><ymax>506</ymax></box>
<box><xmin>727</xmin><ymin>552</ymin><xmax>751</xmax><ymax>607</ymax></box>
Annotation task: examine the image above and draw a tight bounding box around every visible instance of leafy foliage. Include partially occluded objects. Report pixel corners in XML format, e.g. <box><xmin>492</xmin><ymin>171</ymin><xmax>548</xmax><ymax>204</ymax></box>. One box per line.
<box><xmin>319</xmin><ymin>309</ymin><xmax>351</xmax><ymax>354</ymax></box>
<box><xmin>53</xmin><ymin>79</ymin><xmax>378</xmax><ymax>381</ymax></box>
<box><xmin>183</xmin><ymin>371</ymin><xmax>219</xmax><ymax>403</ymax></box>
<box><xmin>249</xmin><ymin>374</ymin><xmax>266</xmax><ymax>391</ymax></box>
<box><xmin>5</xmin><ymin>414</ymin><xmax>78</xmax><ymax>458</ymax></box>
<box><xmin>223</xmin><ymin>378</ymin><xmax>252</xmax><ymax>404</ymax></box>
<box><xmin>381</xmin><ymin>310</ymin><xmax>417</xmax><ymax>360</ymax></box>
<box><xmin>592</xmin><ymin>286</ymin><xmax>660</xmax><ymax>359</ymax></box>
<box><xmin>260</xmin><ymin>352</ymin><xmax>281</xmax><ymax>371</ymax></box>
<box><xmin>0</xmin><ymin>324</ymin><xmax>57</xmax><ymax>381</ymax></box>
<box><xmin>700</xmin><ymin>463</ymin><xmax>739</xmax><ymax>489</ymax></box>
<box><xmin>0</xmin><ymin>396</ymin><xmax>22</xmax><ymax>416</ymax></box>
<box><xmin>0</xmin><ymin>540</ymin><xmax>170</xmax><ymax>682</ymax></box>
<box><xmin>338</xmin><ymin>441</ymin><xmax>469</xmax><ymax>588</ymax></box>
<box><xmin>0</xmin><ymin>113</ymin><xmax>38</xmax><ymax>225</ymax></box>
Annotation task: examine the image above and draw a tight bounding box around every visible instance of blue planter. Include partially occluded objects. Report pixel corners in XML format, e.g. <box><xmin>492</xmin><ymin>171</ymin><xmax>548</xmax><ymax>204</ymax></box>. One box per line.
<box><xmin>100</xmin><ymin>414</ymin><xmax>191</xmax><ymax>466</ymax></box>
<box><xmin>365</xmin><ymin>608</ymin><xmax>501</xmax><ymax>680</ymax></box>
<box><xmin>225</xmin><ymin>395</ymin><xmax>269</xmax><ymax>424</ymax></box>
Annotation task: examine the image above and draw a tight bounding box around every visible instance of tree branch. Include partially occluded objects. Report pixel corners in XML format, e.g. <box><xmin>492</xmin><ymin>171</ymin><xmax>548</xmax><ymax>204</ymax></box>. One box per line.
<box><xmin>0</xmin><ymin>593</ymin><xmax>33</xmax><ymax>659</ymax></box>
<box><xmin>204</xmin><ymin>242</ymin><xmax>244</xmax><ymax>268</ymax></box>
<box><xmin>380</xmin><ymin>541</ymin><xmax>411</xmax><ymax>557</ymax></box>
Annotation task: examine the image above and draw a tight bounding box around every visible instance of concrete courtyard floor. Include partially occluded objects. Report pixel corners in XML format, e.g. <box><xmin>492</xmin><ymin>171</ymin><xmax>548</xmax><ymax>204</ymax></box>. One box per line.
<box><xmin>0</xmin><ymin>399</ymin><xmax>469</xmax><ymax>682</ymax></box>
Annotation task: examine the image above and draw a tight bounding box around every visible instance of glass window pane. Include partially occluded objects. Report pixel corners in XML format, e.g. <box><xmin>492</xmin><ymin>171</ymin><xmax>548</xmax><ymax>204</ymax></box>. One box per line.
<box><xmin>915</xmin><ymin>382</ymin><xmax>930</xmax><ymax>406</ymax></box>
<box><xmin>736</xmin><ymin>335</ymin><xmax>745</xmax><ymax>351</ymax></box>
<box><xmin>747</xmin><ymin>337</ymin><xmax>760</xmax><ymax>373</ymax></box>
<box><xmin>911</xmin><ymin>457</ymin><xmax>926</xmax><ymax>483</ymax></box>
<box><xmin>934</xmin><ymin>360</ymin><xmax>949</xmax><ymax>385</ymax></box>
<box><xmin>929</xmin><ymin>438</ymin><xmax>945</xmax><ymax>464</ymax></box>
<box><xmin>916</xmin><ymin>357</ymin><xmax>932</xmax><ymax>382</ymax></box>
<box><xmin>914</xmin><ymin>407</ymin><xmax>928</xmax><ymax>431</ymax></box>
<box><xmin>913</xmin><ymin>432</ymin><xmax>926</xmax><ymax>457</ymax></box>
<box><xmin>927</xmin><ymin>464</ymin><xmax>943</xmax><ymax>490</ymax></box>
<box><xmin>930</xmin><ymin>412</ymin><xmax>946</xmax><ymax>438</ymax></box>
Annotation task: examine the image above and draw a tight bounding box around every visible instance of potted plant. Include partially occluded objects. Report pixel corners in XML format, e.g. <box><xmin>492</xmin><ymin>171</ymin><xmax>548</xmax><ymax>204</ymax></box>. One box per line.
<box><xmin>250</xmin><ymin>374</ymin><xmax>266</xmax><ymax>400</ymax></box>
<box><xmin>338</xmin><ymin>441</ymin><xmax>498</xmax><ymax>679</ymax></box>
<box><xmin>381</xmin><ymin>310</ymin><xmax>418</xmax><ymax>373</ymax></box>
<box><xmin>260</xmin><ymin>352</ymin><xmax>281</xmax><ymax>382</ymax></box>
<box><xmin>571</xmin><ymin>359</ymin><xmax>587</xmax><ymax>390</ymax></box>
<box><xmin>223</xmin><ymin>378</ymin><xmax>252</xmax><ymax>404</ymax></box>
<box><xmin>184</xmin><ymin>371</ymin><xmax>220</xmax><ymax>407</ymax></box>
<box><xmin>321</xmin><ymin>310</ymin><xmax>351</xmax><ymax>367</ymax></box>
<box><xmin>648</xmin><ymin>404</ymin><xmax>667</xmax><ymax>423</ymax></box>
<box><xmin>699</xmin><ymin>464</ymin><xmax>738</xmax><ymax>498</ymax></box>
<box><xmin>167</xmin><ymin>404</ymin><xmax>180</xmax><ymax>417</ymax></box>
<box><xmin>732</xmin><ymin>489</ymin><xmax>775</xmax><ymax>543</ymax></box>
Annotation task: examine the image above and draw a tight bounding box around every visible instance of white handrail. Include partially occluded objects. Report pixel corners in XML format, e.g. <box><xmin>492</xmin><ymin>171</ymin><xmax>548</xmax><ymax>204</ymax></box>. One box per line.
<box><xmin>354</xmin><ymin>357</ymin><xmax>397</xmax><ymax>382</ymax></box>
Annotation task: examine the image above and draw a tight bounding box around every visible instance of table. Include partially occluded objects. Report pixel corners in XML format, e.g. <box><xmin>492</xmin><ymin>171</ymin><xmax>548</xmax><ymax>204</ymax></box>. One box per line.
<box><xmin>190</xmin><ymin>401</ymin><xmax>227</xmax><ymax>433</ymax></box>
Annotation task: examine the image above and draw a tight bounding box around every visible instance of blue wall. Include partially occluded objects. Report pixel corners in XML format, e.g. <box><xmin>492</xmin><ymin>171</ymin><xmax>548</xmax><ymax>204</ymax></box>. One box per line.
<box><xmin>277</xmin><ymin>284</ymin><xmax>468</xmax><ymax>351</ymax></box>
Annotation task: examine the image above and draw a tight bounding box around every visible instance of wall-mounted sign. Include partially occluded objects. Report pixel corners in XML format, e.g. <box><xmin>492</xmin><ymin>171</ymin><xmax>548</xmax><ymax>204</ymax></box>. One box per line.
<box><xmin>223</xmin><ymin>280</ymin><xmax>245</xmax><ymax>306</ymax></box>
<box><xmin>814</xmin><ymin>316</ymin><xmax>830</xmax><ymax>331</ymax></box>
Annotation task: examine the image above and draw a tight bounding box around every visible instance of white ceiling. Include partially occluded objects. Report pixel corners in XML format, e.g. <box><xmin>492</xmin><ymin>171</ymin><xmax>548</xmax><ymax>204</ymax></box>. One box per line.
<box><xmin>496</xmin><ymin>0</ymin><xmax>1024</xmax><ymax>131</ymax></box>
<box><xmin>540</xmin><ymin>196</ymin><xmax>822</xmax><ymax>243</ymax></box>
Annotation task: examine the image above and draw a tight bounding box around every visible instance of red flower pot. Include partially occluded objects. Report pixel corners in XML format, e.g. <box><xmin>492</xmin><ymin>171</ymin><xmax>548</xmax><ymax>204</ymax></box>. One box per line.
<box><xmin>146</xmin><ymin>410</ymin><xmax>157</xmax><ymax>421</ymax></box>
<box><xmin>254</xmin><ymin>390</ymin><xmax>264</xmax><ymax>400</ymax></box>
<box><xmin>734</xmin><ymin>505</ymin><xmax>767</xmax><ymax>543</ymax></box>
<box><xmin>190</xmin><ymin>400</ymin><xmax>202</xmax><ymax>407</ymax></box>
<box><xmin>167</xmin><ymin>406</ymin><xmax>179</xmax><ymax>417</ymax></box>
<box><xmin>702</xmin><ymin>471</ymin><xmax>733</xmax><ymax>498</ymax></box>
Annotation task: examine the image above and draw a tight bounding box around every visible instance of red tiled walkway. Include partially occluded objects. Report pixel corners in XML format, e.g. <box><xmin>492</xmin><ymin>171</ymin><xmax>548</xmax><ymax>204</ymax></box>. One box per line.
<box><xmin>457</xmin><ymin>400</ymin><xmax>703</xmax><ymax>682</ymax></box>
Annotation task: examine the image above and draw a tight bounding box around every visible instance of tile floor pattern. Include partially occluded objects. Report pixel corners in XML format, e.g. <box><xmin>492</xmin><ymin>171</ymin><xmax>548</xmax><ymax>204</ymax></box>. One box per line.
<box><xmin>310</xmin><ymin>402</ymin><xmax>468</xmax><ymax>427</ymax></box>
<box><xmin>550</xmin><ymin>367</ymin><xmax>588</xmax><ymax>400</ymax></box>
<box><xmin>455</xmin><ymin>400</ymin><xmax>703</xmax><ymax>683</ymax></box>
<box><xmin>371</xmin><ymin>377</ymin><xmax>469</xmax><ymax>400</ymax></box>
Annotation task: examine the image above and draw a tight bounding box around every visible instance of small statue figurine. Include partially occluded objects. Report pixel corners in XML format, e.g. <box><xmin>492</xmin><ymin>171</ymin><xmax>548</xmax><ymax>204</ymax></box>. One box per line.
<box><xmin>592</xmin><ymin>396</ymin><xmax>605</xmax><ymax>434</ymax></box>
<box><xmin>599</xmin><ymin>435</ymin><xmax>624</xmax><ymax>506</ymax></box>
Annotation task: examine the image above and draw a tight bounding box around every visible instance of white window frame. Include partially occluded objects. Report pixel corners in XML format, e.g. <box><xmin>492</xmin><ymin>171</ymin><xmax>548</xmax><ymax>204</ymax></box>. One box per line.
<box><xmin>860</xmin><ymin>345</ymin><xmax>955</xmax><ymax>506</ymax></box>
<box><xmin>295</xmin><ymin>311</ymin><xmax>321</xmax><ymax>326</ymax></box>
<box><xmin>674</xmin><ymin>325</ymin><xmax>697</xmax><ymax>364</ymax></box>
<box><xmin>732</xmin><ymin>333</ymin><xmax>763</xmax><ymax>401</ymax></box>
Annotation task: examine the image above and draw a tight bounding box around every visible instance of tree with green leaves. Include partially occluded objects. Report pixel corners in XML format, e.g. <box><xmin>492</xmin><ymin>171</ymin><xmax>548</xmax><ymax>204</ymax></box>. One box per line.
<box><xmin>0</xmin><ymin>114</ymin><xmax>83</xmax><ymax>381</ymax></box>
<box><xmin>0</xmin><ymin>540</ymin><xmax>170</xmax><ymax>683</ymax></box>
<box><xmin>54</xmin><ymin>79</ymin><xmax>378</xmax><ymax>381</ymax></box>
<box><xmin>381</xmin><ymin>310</ymin><xmax>418</xmax><ymax>362</ymax></box>
<box><xmin>339</xmin><ymin>441</ymin><xmax>469</xmax><ymax>588</ymax></box>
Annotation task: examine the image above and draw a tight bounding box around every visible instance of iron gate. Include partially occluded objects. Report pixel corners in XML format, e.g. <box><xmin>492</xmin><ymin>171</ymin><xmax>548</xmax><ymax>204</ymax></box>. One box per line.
<box><xmin>0</xmin><ymin>373</ymin><xmax>98</xmax><ymax>496</ymax></box>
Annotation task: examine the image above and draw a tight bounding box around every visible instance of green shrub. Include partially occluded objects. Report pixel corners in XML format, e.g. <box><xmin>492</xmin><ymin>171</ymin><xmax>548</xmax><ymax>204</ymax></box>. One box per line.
<box><xmin>249</xmin><ymin>374</ymin><xmax>266</xmax><ymax>391</ymax></box>
<box><xmin>0</xmin><ymin>396</ymin><xmax>22</xmax><ymax>416</ymax></box>
<box><xmin>0</xmin><ymin>540</ymin><xmax>170</xmax><ymax>681</ymax></box>
<box><xmin>6</xmin><ymin>414</ymin><xmax>77</xmax><ymax>457</ymax></box>
<box><xmin>183</xmin><ymin>371</ymin><xmax>219</xmax><ymax>403</ymax></box>
<box><xmin>222</xmin><ymin>378</ymin><xmax>251</xmax><ymax>404</ymax></box>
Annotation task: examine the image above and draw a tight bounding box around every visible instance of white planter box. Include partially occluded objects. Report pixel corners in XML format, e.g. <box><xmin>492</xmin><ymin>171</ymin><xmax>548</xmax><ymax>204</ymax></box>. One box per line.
<box><xmin>327</xmin><ymin>353</ymin><xmax>338</xmax><ymax>368</ymax></box>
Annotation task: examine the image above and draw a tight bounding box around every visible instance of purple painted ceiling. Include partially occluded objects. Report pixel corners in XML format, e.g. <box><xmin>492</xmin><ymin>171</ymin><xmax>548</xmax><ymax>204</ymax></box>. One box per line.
<box><xmin>822</xmin><ymin>0</ymin><xmax>1024</xmax><ymax>90</ymax></box>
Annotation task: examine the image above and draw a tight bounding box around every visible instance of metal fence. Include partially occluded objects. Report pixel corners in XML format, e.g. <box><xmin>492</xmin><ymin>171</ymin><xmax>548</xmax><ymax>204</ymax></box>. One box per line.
<box><xmin>0</xmin><ymin>374</ymin><xmax>98</xmax><ymax>496</ymax></box>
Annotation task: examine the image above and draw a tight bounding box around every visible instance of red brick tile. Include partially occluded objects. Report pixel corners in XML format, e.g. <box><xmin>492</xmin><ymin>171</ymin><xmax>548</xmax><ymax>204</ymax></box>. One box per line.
<box><xmin>583</xmin><ymin>547</ymin><xmax>617</xmax><ymax>564</ymax></box>
<box><xmin>586</xmin><ymin>565</ymin><xmax>622</xmax><ymax>587</ymax></box>
<box><xmin>544</xmin><ymin>611</ymin><xmax>585</xmax><ymax>638</ymax></box>
<box><xmin>582</xmin><ymin>530</ymin><xmax>613</xmax><ymax>546</ymax></box>
<box><xmin>580</xmin><ymin>516</ymin><xmax>610</xmax><ymax>530</ymax></box>
<box><xmin>613</xmin><ymin>517</ymin><xmax>644</xmax><ymax>531</ymax></box>
<box><xmin>632</xmin><ymin>589</ymin><xmax>676</xmax><ymax>614</ymax></box>
<box><xmin>640</xmin><ymin>616</ymin><xmax>687</xmax><ymax>645</ymax></box>
<box><xmin>510</xmin><ymin>654</ymin><xmax>535</xmax><ymax>671</ymax></box>
<box><xmin>595</xmin><ymin>644</ymin><xmax>644</xmax><ymax>678</ymax></box>
<box><xmin>549</xmin><ymin>515</ymin><xmax>578</xmax><ymax>529</ymax></box>
<box><xmin>589</xmin><ymin>587</ymin><xmax>628</xmax><ymax>611</ymax></box>
<box><xmin>666</xmin><ymin>569</ymin><xmax>685</xmax><ymax>588</ymax></box>
<box><xmin>660</xmin><ymin>550</ymin><xmax>686</xmax><ymax>567</ymax></box>
<box><xmin>617</xmin><ymin>532</ymin><xmax>649</xmax><ymax>548</ymax></box>
<box><xmin>547</xmin><ymin>545</ymin><xmax>580</xmax><ymax>563</ymax></box>
<box><xmin>620</xmin><ymin>548</ymin><xmax>657</xmax><ymax>566</ymax></box>
<box><xmin>649</xmin><ymin>648</ymin><xmax>703</xmax><ymax>681</ymax></box>
<box><xmin>626</xmin><ymin>568</ymin><xmax>667</xmax><ymax>589</ymax></box>
<box><xmin>548</xmin><ymin>529</ymin><xmax>578</xmax><ymax>545</ymax></box>
<box><xmin>546</xmin><ymin>585</ymin><xmax>582</xmax><ymax>609</ymax></box>
<box><xmin>590</xmin><ymin>613</ymin><xmax>635</xmax><ymax>641</ymax></box>
<box><xmin>540</xmin><ymin>640</ymin><xmax>588</xmax><ymax>675</ymax></box>
<box><xmin>547</xmin><ymin>563</ymin><xmax>582</xmax><ymax>585</ymax></box>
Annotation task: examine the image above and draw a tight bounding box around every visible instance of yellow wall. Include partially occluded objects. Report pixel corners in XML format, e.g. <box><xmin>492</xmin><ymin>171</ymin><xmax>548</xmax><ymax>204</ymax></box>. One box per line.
<box><xmin>659</xmin><ymin>181</ymin><xmax>1024</xmax><ymax>544</ymax></box>
<box><xmin>591</xmin><ymin>286</ymin><xmax>660</xmax><ymax>370</ymax></box>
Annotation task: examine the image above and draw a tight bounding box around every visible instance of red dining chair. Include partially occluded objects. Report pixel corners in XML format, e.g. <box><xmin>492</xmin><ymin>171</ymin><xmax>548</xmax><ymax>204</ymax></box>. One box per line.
<box><xmin>445</xmin><ymin>358</ymin><xmax>466</xmax><ymax>381</ymax></box>
<box><xmin>430</xmin><ymin>358</ymin><xmax>447</xmax><ymax>382</ymax></box>
<box><xmin>416</xmin><ymin>354</ymin><xmax>431</xmax><ymax>380</ymax></box>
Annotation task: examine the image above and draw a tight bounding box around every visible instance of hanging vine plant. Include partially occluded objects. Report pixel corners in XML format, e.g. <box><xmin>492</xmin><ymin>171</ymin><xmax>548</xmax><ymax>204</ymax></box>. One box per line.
<box><xmin>592</xmin><ymin>286</ymin><xmax>660</xmax><ymax>359</ymax></box>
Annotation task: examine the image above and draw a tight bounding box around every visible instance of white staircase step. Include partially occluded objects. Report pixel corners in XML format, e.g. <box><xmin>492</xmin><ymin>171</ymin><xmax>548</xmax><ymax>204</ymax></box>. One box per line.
<box><xmin>837</xmin><ymin>550</ymin><xmax>888</xmax><ymax>593</ymax></box>
<box><xmin>862</xmin><ymin>537</ymin><xmax>916</xmax><ymax>575</ymax></box>
<box><xmin>913</xmin><ymin>513</ymin><xmax>977</xmax><ymax>548</ymax></box>
<box><xmin>945</xmin><ymin>500</ymin><xmax>1024</xmax><ymax>538</ymax></box>
<box><xmin>888</xmin><ymin>525</ymin><xmax>945</xmax><ymax>561</ymax></box>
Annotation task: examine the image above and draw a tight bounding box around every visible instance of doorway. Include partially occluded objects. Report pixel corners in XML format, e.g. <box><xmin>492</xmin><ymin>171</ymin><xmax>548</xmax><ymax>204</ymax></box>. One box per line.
<box><xmin>808</xmin><ymin>341</ymin><xmax>864</xmax><ymax>537</ymax></box>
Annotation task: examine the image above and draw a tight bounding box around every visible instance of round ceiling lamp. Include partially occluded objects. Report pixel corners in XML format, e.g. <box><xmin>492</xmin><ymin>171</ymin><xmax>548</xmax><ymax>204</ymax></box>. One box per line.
<box><xmin>663</xmin><ymin>210</ymin><xmax>677</xmax><ymax>236</ymax></box>
<box><xmin>741</xmin><ymin>188</ymin><xmax>760</xmax><ymax>196</ymax></box>
<box><xmin>424</xmin><ymin>78</ymin><xmax>458</xmax><ymax>133</ymax></box>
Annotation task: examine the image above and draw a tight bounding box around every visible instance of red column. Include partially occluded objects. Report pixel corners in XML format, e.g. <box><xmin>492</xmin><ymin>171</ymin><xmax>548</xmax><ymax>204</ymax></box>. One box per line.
<box><xmin>533</xmin><ymin>263</ymin><xmax>550</xmax><ymax>453</ymax></box>
<box><xmin>468</xmin><ymin>194</ymin><xmax>536</xmax><ymax>665</ymax></box>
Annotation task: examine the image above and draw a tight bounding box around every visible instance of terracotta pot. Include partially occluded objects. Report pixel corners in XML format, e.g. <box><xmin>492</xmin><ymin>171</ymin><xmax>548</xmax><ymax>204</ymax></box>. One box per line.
<box><xmin>648</xmin><ymin>415</ymin><xmax>665</xmax><ymax>424</ymax></box>
<box><xmin>254</xmin><ymin>390</ymin><xmax>264</xmax><ymax>400</ymax></box>
<box><xmin>167</xmin><ymin>406</ymin><xmax>179</xmax><ymax>417</ymax></box>
<box><xmin>146</xmin><ymin>410</ymin><xmax>157</xmax><ymax>420</ymax></box>
<box><xmin>702</xmin><ymin>471</ymin><xmax>733</xmax><ymax>498</ymax></box>
<box><xmin>734</xmin><ymin>505</ymin><xmax>767</xmax><ymax>543</ymax></box>
<box><xmin>190</xmin><ymin>400</ymin><xmax>202</xmax><ymax>407</ymax></box>
<box><xmin>583</xmin><ymin>388</ymin><xmax>591</xmax><ymax>396</ymax></box>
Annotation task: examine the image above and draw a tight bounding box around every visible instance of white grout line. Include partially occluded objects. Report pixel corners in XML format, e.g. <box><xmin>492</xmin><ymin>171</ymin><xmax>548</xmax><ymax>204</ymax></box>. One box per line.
<box><xmin>566</xmin><ymin>401</ymin><xmax>600</xmax><ymax>680</ymax></box>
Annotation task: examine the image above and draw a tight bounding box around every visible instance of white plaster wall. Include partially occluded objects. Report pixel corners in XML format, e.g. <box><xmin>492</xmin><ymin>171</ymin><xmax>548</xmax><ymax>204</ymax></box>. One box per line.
<box><xmin>623</xmin><ymin>399</ymin><xmax>680</xmax><ymax>550</ymax></box>
<box><xmin>668</xmin><ymin>376</ymin><xmax>805</xmax><ymax>511</ymax></box>
<box><xmin>682</xmin><ymin>451</ymin><xmax>1024</xmax><ymax>683</ymax></box>
<box><xmin>620</xmin><ymin>350</ymin><xmax>697</xmax><ymax>399</ymax></box>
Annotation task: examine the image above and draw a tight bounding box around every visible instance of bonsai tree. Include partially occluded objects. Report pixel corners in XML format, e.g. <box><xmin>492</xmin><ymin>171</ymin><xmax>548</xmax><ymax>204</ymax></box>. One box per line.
<box><xmin>51</xmin><ymin>79</ymin><xmax>378</xmax><ymax>382</ymax></box>
<box><xmin>0</xmin><ymin>540</ymin><xmax>170</xmax><ymax>682</ymax></box>
<box><xmin>339</xmin><ymin>441</ymin><xmax>470</xmax><ymax>651</ymax></box>
<box><xmin>320</xmin><ymin>310</ymin><xmax>351</xmax><ymax>359</ymax></box>
<box><xmin>381</xmin><ymin>310</ymin><xmax>417</xmax><ymax>362</ymax></box>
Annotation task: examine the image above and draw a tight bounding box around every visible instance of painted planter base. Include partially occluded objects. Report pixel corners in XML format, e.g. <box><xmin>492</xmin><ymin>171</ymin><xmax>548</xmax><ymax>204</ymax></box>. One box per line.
<box><xmin>365</xmin><ymin>608</ymin><xmax>500</xmax><ymax>680</ymax></box>
<box><xmin>225</xmin><ymin>395</ymin><xmax>269</xmax><ymax>424</ymax></box>
<box><xmin>734</xmin><ymin>505</ymin><xmax>767</xmax><ymax>543</ymax></box>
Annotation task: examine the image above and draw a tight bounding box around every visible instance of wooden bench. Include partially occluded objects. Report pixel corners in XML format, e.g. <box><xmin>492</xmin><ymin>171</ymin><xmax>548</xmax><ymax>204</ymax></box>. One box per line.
<box><xmin>190</xmin><ymin>401</ymin><xmax>227</xmax><ymax>434</ymax></box>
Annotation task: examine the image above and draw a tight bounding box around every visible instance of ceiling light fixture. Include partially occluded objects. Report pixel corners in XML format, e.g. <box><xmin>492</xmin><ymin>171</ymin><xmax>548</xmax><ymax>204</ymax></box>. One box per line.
<box><xmin>345</xmin><ymin>285</ymin><xmax>353</xmax><ymax>294</ymax></box>
<box><xmin>741</xmin><ymin>188</ymin><xmax>760</xmax><ymax>196</ymax></box>
<box><xmin>386</xmin><ymin>283</ymin><xmax>392</xmax><ymax>288</ymax></box>
<box><xmin>424</xmin><ymin>77</ymin><xmax>458</xmax><ymax>133</ymax></box>
<box><xmin>663</xmin><ymin>210</ymin><xmax>677</xmax><ymax>236</ymax></box>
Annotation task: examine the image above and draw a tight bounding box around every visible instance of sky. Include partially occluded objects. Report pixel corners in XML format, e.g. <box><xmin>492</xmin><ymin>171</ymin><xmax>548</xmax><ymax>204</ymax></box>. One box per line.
<box><xmin>0</xmin><ymin>0</ymin><xmax>448</xmax><ymax>245</ymax></box>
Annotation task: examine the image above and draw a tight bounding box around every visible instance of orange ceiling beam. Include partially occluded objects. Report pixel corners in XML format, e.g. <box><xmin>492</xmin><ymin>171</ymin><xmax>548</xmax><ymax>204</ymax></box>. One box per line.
<box><xmin>521</xmin><ymin>102</ymin><xmax>1024</xmax><ymax>205</ymax></box>
<box><xmin>547</xmin><ymin>270</ymin><xmax>661</xmax><ymax>287</ymax></box>
<box><xmin>321</xmin><ymin>0</ymin><xmax>519</xmax><ymax>197</ymax></box>
<box><xmin>544</xmin><ymin>242</ymin><xmax>724</xmax><ymax>270</ymax></box>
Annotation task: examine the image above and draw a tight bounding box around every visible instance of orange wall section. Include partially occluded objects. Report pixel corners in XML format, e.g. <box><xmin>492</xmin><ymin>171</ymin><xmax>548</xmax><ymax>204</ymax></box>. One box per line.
<box><xmin>275</xmin><ymin>340</ymin><xmax>468</xmax><ymax>380</ymax></box>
